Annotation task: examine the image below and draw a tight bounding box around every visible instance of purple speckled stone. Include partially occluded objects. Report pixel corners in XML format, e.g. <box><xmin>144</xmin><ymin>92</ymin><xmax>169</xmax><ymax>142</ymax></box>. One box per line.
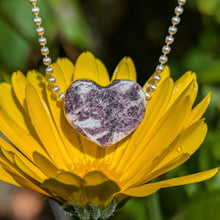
<box><xmin>64</xmin><ymin>80</ymin><xmax>146</xmax><ymax>147</ymax></box>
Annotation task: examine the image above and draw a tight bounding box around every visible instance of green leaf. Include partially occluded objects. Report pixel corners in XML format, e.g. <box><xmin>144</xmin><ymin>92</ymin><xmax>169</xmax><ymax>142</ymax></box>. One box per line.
<box><xmin>112</xmin><ymin>198</ymin><xmax>149</xmax><ymax>220</ymax></box>
<box><xmin>172</xmin><ymin>190</ymin><xmax>220</xmax><ymax>220</ymax></box>
<box><xmin>0</xmin><ymin>71</ymin><xmax>11</xmax><ymax>83</ymax></box>
<box><xmin>183</xmin><ymin>49</ymin><xmax>220</xmax><ymax>83</ymax></box>
<box><xmin>47</xmin><ymin>0</ymin><xmax>91</xmax><ymax>49</ymax></box>
<box><xmin>0</xmin><ymin>18</ymin><xmax>30</xmax><ymax>71</ymax></box>
<box><xmin>197</xmin><ymin>0</ymin><xmax>220</xmax><ymax>15</ymax></box>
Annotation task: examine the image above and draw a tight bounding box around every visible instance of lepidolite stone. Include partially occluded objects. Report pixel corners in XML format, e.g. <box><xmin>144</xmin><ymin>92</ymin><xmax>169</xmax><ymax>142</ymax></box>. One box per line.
<box><xmin>64</xmin><ymin>80</ymin><xmax>146</xmax><ymax>147</ymax></box>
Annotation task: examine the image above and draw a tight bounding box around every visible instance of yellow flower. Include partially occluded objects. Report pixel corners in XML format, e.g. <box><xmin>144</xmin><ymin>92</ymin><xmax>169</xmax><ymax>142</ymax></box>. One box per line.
<box><xmin>0</xmin><ymin>52</ymin><xmax>218</xmax><ymax>218</ymax></box>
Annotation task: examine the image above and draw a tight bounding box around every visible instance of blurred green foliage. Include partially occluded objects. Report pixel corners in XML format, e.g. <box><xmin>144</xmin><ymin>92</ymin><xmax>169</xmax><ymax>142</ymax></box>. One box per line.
<box><xmin>0</xmin><ymin>0</ymin><xmax>90</xmax><ymax>73</ymax></box>
<box><xmin>0</xmin><ymin>0</ymin><xmax>220</xmax><ymax>219</ymax></box>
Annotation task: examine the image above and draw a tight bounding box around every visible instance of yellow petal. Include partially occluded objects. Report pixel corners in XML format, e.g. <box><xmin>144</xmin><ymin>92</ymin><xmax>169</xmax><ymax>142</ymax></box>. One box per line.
<box><xmin>0</xmin><ymin>109</ymin><xmax>48</xmax><ymax>161</ymax></box>
<box><xmin>118</xmin><ymin>86</ymin><xmax>190</xmax><ymax>175</ymax></box>
<box><xmin>25</xmin><ymin>83</ymin><xmax>71</xmax><ymax>169</ymax></box>
<box><xmin>0</xmin><ymin>83</ymin><xmax>29</xmax><ymax>132</ymax></box>
<box><xmin>119</xmin><ymin>184</ymin><xmax>159</xmax><ymax>198</ymax></box>
<box><xmin>27</xmin><ymin>70</ymin><xmax>47</xmax><ymax>102</ymax></box>
<box><xmin>41</xmin><ymin>178</ymin><xmax>81</xmax><ymax>204</ymax></box>
<box><xmin>33</xmin><ymin>152</ymin><xmax>59</xmax><ymax>178</ymax></box>
<box><xmin>84</xmin><ymin>171</ymin><xmax>109</xmax><ymax>186</ymax></box>
<box><xmin>11</xmin><ymin>71</ymin><xmax>29</xmax><ymax>111</ymax></box>
<box><xmin>0</xmin><ymin>146</ymin><xmax>15</xmax><ymax>164</ymax></box>
<box><xmin>167</xmin><ymin>71</ymin><xmax>198</xmax><ymax>108</ymax></box>
<box><xmin>130</xmin><ymin>78</ymin><xmax>173</xmax><ymax>148</ymax></box>
<box><xmin>139</xmin><ymin>120</ymin><xmax>207</xmax><ymax>185</ymax></box>
<box><xmin>138</xmin><ymin>154</ymin><xmax>190</xmax><ymax>186</ymax></box>
<box><xmin>0</xmin><ymin>145</ymin><xmax>26</xmax><ymax>178</ymax></box>
<box><xmin>111</xmin><ymin>57</ymin><xmax>136</xmax><ymax>81</ymax></box>
<box><xmin>171</xmin><ymin>120</ymin><xmax>207</xmax><ymax>157</ymax></box>
<box><xmin>56</xmin><ymin>57</ymin><xmax>74</xmax><ymax>84</ymax></box>
<box><xmin>0</xmin><ymin>165</ymin><xmax>22</xmax><ymax>187</ymax></box>
<box><xmin>104</xmin><ymin>139</ymin><xmax>127</xmax><ymax>176</ymax></box>
<box><xmin>0</xmin><ymin>144</ymin><xmax>46</xmax><ymax>184</ymax></box>
<box><xmin>79</xmin><ymin>134</ymin><xmax>105</xmax><ymax>163</ymax></box>
<box><xmin>56</xmin><ymin>171</ymin><xmax>85</xmax><ymax>186</ymax></box>
<box><xmin>121</xmin><ymin>96</ymin><xmax>192</xmax><ymax>188</ymax></box>
<box><xmin>85</xmin><ymin>180</ymin><xmax>120</xmax><ymax>207</ymax></box>
<box><xmin>73</xmin><ymin>52</ymin><xmax>110</xmax><ymax>86</ymax></box>
<box><xmin>95</xmin><ymin>59</ymin><xmax>110</xmax><ymax>86</ymax></box>
<box><xmin>14</xmin><ymin>155</ymin><xmax>45</xmax><ymax>183</ymax></box>
<box><xmin>0</xmin><ymin>137</ymin><xmax>45</xmax><ymax>180</ymax></box>
<box><xmin>126</xmin><ymin>57</ymin><xmax>137</xmax><ymax>81</ymax></box>
<box><xmin>185</xmin><ymin>92</ymin><xmax>211</xmax><ymax>128</ymax></box>
<box><xmin>0</xmin><ymin>163</ymin><xmax>49</xmax><ymax>196</ymax></box>
<box><xmin>120</xmin><ymin>168</ymin><xmax>219</xmax><ymax>197</ymax></box>
<box><xmin>0</xmin><ymin>158</ymin><xmax>23</xmax><ymax>179</ymax></box>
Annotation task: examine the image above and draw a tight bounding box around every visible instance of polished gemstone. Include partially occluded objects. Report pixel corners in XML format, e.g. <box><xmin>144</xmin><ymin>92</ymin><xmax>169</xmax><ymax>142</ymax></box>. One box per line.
<box><xmin>64</xmin><ymin>80</ymin><xmax>146</xmax><ymax>147</ymax></box>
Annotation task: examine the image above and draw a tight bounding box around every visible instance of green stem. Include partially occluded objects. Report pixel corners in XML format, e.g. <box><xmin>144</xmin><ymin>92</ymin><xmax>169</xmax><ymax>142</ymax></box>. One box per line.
<box><xmin>147</xmin><ymin>193</ymin><xmax>163</xmax><ymax>220</ymax></box>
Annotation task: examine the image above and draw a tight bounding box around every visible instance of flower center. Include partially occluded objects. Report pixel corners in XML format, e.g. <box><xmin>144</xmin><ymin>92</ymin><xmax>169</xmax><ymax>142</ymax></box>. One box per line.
<box><xmin>71</xmin><ymin>160</ymin><xmax>123</xmax><ymax>188</ymax></box>
<box><xmin>67</xmin><ymin>160</ymin><xmax>121</xmax><ymax>207</ymax></box>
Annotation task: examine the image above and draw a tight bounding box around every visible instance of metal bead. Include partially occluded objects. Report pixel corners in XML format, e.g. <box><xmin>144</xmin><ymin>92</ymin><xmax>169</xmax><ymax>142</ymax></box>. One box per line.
<box><xmin>150</xmin><ymin>84</ymin><xmax>157</xmax><ymax>91</ymax></box>
<box><xmin>43</xmin><ymin>57</ymin><xmax>51</xmax><ymax>65</ymax></box>
<box><xmin>32</xmin><ymin>7</ymin><xmax>40</xmax><ymax>15</ymax></box>
<box><xmin>175</xmin><ymin>6</ymin><xmax>184</xmax><ymax>15</ymax></box>
<box><xmin>36</xmin><ymin>26</ymin><xmax>44</xmax><ymax>35</ymax></box>
<box><xmin>156</xmin><ymin>64</ymin><xmax>165</xmax><ymax>73</ymax></box>
<box><xmin>48</xmin><ymin>75</ymin><xmax>56</xmax><ymax>83</ymax></box>
<box><xmin>46</xmin><ymin>66</ymin><xmax>53</xmax><ymax>74</ymax></box>
<box><xmin>177</xmin><ymin>0</ymin><xmax>186</xmax><ymax>5</ymax></box>
<box><xmin>153</xmin><ymin>74</ymin><xmax>161</xmax><ymax>81</ymax></box>
<box><xmin>39</xmin><ymin>37</ymin><xmax>47</xmax><ymax>45</ymax></box>
<box><xmin>162</xmin><ymin>45</ymin><xmax>171</xmax><ymax>54</ymax></box>
<box><xmin>165</xmin><ymin>35</ymin><xmax>174</xmax><ymax>44</ymax></box>
<box><xmin>145</xmin><ymin>92</ymin><xmax>151</xmax><ymax>100</ymax></box>
<box><xmin>159</xmin><ymin>55</ymin><xmax>168</xmax><ymax>64</ymax></box>
<box><xmin>172</xmin><ymin>16</ymin><xmax>181</xmax><ymax>25</ymax></box>
<box><xmin>34</xmin><ymin>17</ymin><xmax>42</xmax><ymax>25</ymax></box>
<box><xmin>41</xmin><ymin>47</ymin><xmax>49</xmax><ymax>56</ymax></box>
<box><xmin>52</xmin><ymin>86</ymin><xmax>60</xmax><ymax>92</ymax></box>
<box><xmin>59</xmin><ymin>93</ymin><xmax>65</xmax><ymax>99</ymax></box>
<box><xmin>29</xmin><ymin>0</ymin><xmax>37</xmax><ymax>5</ymax></box>
<box><xmin>168</xmin><ymin>26</ymin><xmax>177</xmax><ymax>35</ymax></box>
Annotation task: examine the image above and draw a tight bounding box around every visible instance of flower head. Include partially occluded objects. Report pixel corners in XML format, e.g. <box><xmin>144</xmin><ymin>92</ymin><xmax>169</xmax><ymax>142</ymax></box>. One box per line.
<box><xmin>0</xmin><ymin>52</ymin><xmax>218</xmax><ymax>219</ymax></box>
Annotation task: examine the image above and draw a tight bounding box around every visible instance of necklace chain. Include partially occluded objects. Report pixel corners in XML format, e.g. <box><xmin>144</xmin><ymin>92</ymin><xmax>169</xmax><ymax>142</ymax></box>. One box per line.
<box><xmin>29</xmin><ymin>0</ymin><xmax>65</xmax><ymax>99</ymax></box>
<box><xmin>28</xmin><ymin>0</ymin><xmax>186</xmax><ymax>100</ymax></box>
<box><xmin>146</xmin><ymin>0</ymin><xmax>186</xmax><ymax>99</ymax></box>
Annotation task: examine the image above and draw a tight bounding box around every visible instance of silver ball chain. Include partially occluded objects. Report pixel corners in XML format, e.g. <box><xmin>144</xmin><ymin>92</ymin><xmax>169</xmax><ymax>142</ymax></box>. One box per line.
<box><xmin>146</xmin><ymin>0</ymin><xmax>187</xmax><ymax>99</ymax></box>
<box><xmin>28</xmin><ymin>0</ymin><xmax>65</xmax><ymax>99</ymax></box>
<box><xmin>29</xmin><ymin>0</ymin><xmax>186</xmax><ymax>101</ymax></box>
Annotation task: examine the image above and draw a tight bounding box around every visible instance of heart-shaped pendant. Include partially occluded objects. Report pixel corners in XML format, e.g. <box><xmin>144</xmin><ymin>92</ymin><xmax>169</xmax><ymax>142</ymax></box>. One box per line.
<box><xmin>64</xmin><ymin>80</ymin><xmax>146</xmax><ymax>147</ymax></box>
